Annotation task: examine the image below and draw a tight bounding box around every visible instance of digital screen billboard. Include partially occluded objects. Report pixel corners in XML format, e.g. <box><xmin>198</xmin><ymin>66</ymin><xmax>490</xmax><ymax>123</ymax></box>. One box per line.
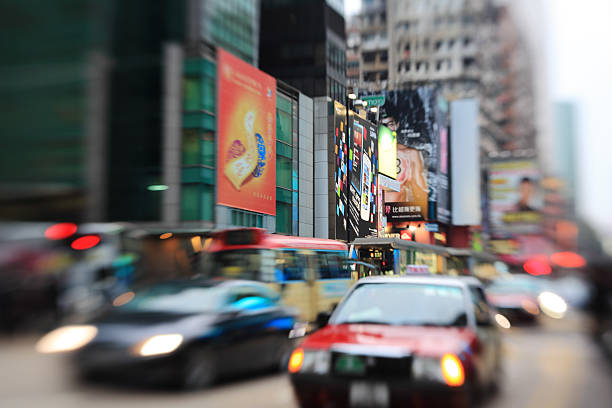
<box><xmin>347</xmin><ymin>112</ymin><xmax>378</xmax><ymax>241</ymax></box>
<box><xmin>333</xmin><ymin>101</ymin><xmax>348</xmax><ymax>239</ymax></box>
<box><xmin>216</xmin><ymin>48</ymin><xmax>277</xmax><ymax>215</ymax></box>
<box><xmin>378</xmin><ymin>124</ymin><xmax>397</xmax><ymax>179</ymax></box>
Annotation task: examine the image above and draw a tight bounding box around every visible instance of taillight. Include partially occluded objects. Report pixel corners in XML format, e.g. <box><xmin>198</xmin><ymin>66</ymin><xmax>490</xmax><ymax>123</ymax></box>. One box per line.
<box><xmin>288</xmin><ymin>348</ymin><xmax>304</xmax><ymax>373</ymax></box>
<box><xmin>441</xmin><ymin>353</ymin><xmax>465</xmax><ymax>387</ymax></box>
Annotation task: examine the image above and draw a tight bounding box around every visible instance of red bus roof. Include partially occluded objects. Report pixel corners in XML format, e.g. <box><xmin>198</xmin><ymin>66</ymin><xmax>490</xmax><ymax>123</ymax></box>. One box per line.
<box><xmin>208</xmin><ymin>228</ymin><xmax>347</xmax><ymax>252</ymax></box>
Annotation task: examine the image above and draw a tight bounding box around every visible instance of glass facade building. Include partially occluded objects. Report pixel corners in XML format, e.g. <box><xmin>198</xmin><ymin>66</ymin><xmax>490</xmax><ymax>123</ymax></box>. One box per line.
<box><xmin>180</xmin><ymin>50</ymin><xmax>305</xmax><ymax>235</ymax></box>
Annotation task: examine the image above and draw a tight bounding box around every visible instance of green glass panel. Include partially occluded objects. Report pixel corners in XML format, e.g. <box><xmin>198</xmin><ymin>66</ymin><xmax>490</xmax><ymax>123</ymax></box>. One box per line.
<box><xmin>183</xmin><ymin>112</ymin><xmax>215</xmax><ymax>130</ymax></box>
<box><xmin>276</xmin><ymin>187</ymin><xmax>292</xmax><ymax>204</ymax></box>
<box><xmin>181</xmin><ymin>184</ymin><xmax>200</xmax><ymax>221</ymax></box>
<box><xmin>276</xmin><ymin>202</ymin><xmax>292</xmax><ymax>234</ymax></box>
<box><xmin>202</xmin><ymin>135</ymin><xmax>215</xmax><ymax>167</ymax></box>
<box><xmin>277</xmin><ymin>94</ymin><xmax>292</xmax><ymax>114</ymax></box>
<box><xmin>277</xmin><ymin>110</ymin><xmax>292</xmax><ymax>144</ymax></box>
<box><xmin>182</xmin><ymin>168</ymin><xmax>202</xmax><ymax>183</ymax></box>
<box><xmin>184</xmin><ymin>78</ymin><xmax>200</xmax><ymax>111</ymax></box>
<box><xmin>201</xmin><ymin>183</ymin><xmax>214</xmax><ymax>221</ymax></box>
<box><xmin>276</xmin><ymin>156</ymin><xmax>292</xmax><ymax>189</ymax></box>
<box><xmin>202</xmin><ymin>76</ymin><xmax>215</xmax><ymax>112</ymax></box>
<box><xmin>276</xmin><ymin>141</ymin><xmax>292</xmax><ymax>158</ymax></box>
<box><xmin>182</xmin><ymin>129</ymin><xmax>199</xmax><ymax>165</ymax></box>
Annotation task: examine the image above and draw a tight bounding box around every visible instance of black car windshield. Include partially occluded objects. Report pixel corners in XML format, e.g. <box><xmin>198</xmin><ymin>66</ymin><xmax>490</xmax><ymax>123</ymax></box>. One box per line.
<box><xmin>332</xmin><ymin>283</ymin><xmax>468</xmax><ymax>327</ymax></box>
<box><xmin>120</xmin><ymin>283</ymin><xmax>225</xmax><ymax>314</ymax></box>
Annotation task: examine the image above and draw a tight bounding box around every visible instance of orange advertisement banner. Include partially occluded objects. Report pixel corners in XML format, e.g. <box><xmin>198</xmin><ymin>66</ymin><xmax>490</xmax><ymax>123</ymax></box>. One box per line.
<box><xmin>217</xmin><ymin>48</ymin><xmax>276</xmax><ymax>215</ymax></box>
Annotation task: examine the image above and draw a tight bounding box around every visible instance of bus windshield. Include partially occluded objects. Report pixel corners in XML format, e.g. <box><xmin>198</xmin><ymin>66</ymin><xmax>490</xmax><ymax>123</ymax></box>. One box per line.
<box><xmin>208</xmin><ymin>249</ymin><xmax>264</xmax><ymax>280</ymax></box>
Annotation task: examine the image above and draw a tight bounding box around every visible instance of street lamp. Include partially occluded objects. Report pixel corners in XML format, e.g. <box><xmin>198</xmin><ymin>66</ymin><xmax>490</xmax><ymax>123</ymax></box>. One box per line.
<box><xmin>370</xmin><ymin>106</ymin><xmax>378</xmax><ymax>113</ymax></box>
<box><xmin>348</xmin><ymin>93</ymin><xmax>357</xmax><ymax>100</ymax></box>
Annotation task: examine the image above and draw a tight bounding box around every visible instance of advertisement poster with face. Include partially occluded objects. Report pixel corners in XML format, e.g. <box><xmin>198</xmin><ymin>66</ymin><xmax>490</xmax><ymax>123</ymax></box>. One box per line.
<box><xmin>384</xmin><ymin>146</ymin><xmax>428</xmax><ymax>221</ymax></box>
<box><xmin>216</xmin><ymin>48</ymin><xmax>276</xmax><ymax>214</ymax></box>
<box><xmin>488</xmin><ymin>159</ymin><xmax>543</xmax><ymax>236</ymax></box>
<box><xmin>373</xmin><ymin>88</ymin><xmax>440</xmax><ymax>225</ymax></box>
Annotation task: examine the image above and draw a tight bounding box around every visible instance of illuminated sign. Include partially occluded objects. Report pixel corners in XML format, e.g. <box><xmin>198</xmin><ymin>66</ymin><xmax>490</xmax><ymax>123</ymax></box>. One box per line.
<box><xmin>378</xmin><ymin>124</ymin><xmax>397</xmax><ymax>179</ymax></box>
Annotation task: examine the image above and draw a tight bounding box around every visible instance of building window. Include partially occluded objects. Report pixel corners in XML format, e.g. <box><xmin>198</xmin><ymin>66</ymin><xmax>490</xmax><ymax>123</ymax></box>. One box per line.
<box><xmin>380</xmin><ymin>50</ymin><xmax>388</xmax><ymax>62</ymax></box>
<box><xmin>231</xmin><ymin>209</ymin><xmax>263</xmax><ymax>228</ymax></box>
<box><xmin>181</xmin><ymin>183</ymin><xmax>214</xmax><ymax>222</ymax></box>
<box><xmin>416</xmin><ymin>62</ymin><xmax>422</xmax><ymax>71</ymax></box>
<box><xmin>464</xmin><ymin>37</ymin><xmax>472</xmax><ymax>47</ymax></box>
<box><xmin>463</xmin><ymin>57</ymin><xmax>476</xmax><ymax>69</ymax></box>
<box><xmin>435</xmin><ymin>40</ymin><xmax>442</xmax><ymax>51</ymax></box>
<box><xmin>436</xmin><ymin>61</ymin><xmax>442</xmax><ymax>71</ymax></box>
<box><xmin>363</xmin><ymin>52</ymin><xmax>376</xmax><ymax>63</ymax></box>
<box><xmin>448</xmin><ymin>39</ymin><xmax>455</xmax><ymax>49</ymax></box>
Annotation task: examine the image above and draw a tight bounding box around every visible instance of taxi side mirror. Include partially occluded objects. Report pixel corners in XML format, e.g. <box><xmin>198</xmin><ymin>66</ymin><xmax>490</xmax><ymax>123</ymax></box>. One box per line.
<box><xmin>316</xmin><ymin>311</ymin><xmax>332</xmax><ymax>328</ymax></box>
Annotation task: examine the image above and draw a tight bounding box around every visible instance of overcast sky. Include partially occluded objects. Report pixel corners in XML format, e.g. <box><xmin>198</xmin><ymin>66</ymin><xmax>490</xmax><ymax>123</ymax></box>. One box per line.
<box><xmin>345</xmin><ymin>0</ymin><xmax>612</xmax><ymax>237</ymax></box>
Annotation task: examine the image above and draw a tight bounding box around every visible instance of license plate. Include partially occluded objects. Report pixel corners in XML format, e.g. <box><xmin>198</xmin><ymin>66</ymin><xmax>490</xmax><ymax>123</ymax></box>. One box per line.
<box><xmin>349</xmin><ymin>381</ymin><xmax>390</xmax><ymax>408</ymax></box>
<box><xmin>335</xmin><ymin>354</ymin><xmax>366</xmax><ymax>375</ymax></box>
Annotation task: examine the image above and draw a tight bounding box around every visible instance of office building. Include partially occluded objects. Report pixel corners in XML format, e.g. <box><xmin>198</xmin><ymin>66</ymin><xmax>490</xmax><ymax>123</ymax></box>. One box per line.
<box><xmin>259</xmin><ymin>0</ymin><xmax>347</xmax><ymax>104</ymax></box>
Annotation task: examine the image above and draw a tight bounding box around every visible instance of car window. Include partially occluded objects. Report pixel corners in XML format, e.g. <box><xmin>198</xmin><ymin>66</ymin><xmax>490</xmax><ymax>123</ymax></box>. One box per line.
<box><xmin>122</xmin><ymin>284</ymin><xmax>225</xmax><ymax>313</ymax></box>
<box><xmin>332</xmin><ymin>283</ymin><xmax>468</xmax><ymax>327</ymax></box>
<box><xmin>469</xmin><ymin>286</ymin><xmax>492</xmax><ymax>326</ymax></box>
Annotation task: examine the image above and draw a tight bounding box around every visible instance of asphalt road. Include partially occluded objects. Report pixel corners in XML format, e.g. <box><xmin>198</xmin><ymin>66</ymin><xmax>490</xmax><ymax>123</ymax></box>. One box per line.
<box><xmin>1</xmin><ymin>311</ymin><xmax>611</xmax><ymax>408</ymax></box>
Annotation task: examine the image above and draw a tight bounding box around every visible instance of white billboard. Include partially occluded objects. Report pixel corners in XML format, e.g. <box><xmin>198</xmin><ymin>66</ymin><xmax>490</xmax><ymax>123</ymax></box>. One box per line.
<box><xmin>450</xmin><ymin>99</ymin><xmax>481</xmax><ymax>226</ymax></box>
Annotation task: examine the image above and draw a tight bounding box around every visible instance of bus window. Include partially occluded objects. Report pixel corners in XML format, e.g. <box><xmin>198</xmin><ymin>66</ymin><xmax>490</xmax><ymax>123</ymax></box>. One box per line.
<box><xmin>318</xmin><ymin>252</ymin><xmax>349</xmax><ymax>279</ymax></box>
<box><xmin>212</xmin><ymin>249</ymin><xmax>262</xmax><ymax>280</ymax></box>
<box><xmin>276</xmin><ymin>250</ymin><xmax>305</xmax><ymax>281</ymax></box>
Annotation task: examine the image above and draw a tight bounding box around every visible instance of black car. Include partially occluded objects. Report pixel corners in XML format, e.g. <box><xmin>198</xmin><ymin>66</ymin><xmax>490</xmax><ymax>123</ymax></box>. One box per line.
<box><xmin>36</xmin><ymin>279</ymin><xmax>299</xmax><ymax>388</ymax></box>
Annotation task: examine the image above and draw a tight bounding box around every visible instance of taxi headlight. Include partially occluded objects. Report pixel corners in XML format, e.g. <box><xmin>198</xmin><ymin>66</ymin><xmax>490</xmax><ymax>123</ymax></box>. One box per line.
<box><xmin>36</xmin><ymin>325</ymin><xmax>98</xmax><ymax>354</ymax></box>
<box><xmin>134</xmin><ymin>334</ymin><xmax>183</xmax><ymax>357</ymax></box>
<box><xmin>289</xmin><ymin>348</ymin><xmax>330</xmax><ymax>374</ymax></box>
<box><xmin>412</xmin><ymin>356</ymin><xmax>444</xmax><ymax>382</ymax></box>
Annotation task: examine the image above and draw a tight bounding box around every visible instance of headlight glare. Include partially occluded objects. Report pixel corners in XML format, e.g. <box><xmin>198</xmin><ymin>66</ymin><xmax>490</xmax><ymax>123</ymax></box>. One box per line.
<box><xmin>289</xmin><ymin>348</ymin><xmax>330</xmax><ymax>374</ymax></box>
<box><xmin>36</xmin><ymin>325</ymin><xmax>98</xmax><ymax>354</ymax></box>
<box><xmin>135</xmin><ymin>334</ymin><xmax>183</xmax><ymax>357</ymax></box>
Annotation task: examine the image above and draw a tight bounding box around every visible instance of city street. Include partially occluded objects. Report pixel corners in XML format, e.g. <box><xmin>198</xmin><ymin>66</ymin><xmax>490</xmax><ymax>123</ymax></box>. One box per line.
<box><xmin>1</xmin><ymin>312</ymin><xmax>611</xmax><ymax>408</ymax></box>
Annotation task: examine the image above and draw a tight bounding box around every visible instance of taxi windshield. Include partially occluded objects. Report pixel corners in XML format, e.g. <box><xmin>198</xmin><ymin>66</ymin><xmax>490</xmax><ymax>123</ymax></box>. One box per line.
<box><xmin>332</xmin><ymin>283</ymin><xmax>468</xmax><ymax>327</ymax></box>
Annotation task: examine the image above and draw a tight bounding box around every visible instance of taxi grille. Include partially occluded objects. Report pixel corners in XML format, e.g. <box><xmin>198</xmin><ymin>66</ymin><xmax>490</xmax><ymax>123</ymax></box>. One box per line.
<box><xmin>331</xmin><ymin>352</ymin><xmax>412</xmax><ymax>379</ymax></box>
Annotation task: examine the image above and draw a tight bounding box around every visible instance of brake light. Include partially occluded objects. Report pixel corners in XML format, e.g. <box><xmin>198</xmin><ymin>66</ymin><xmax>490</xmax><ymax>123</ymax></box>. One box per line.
<box><xmin>288</xmin><ymin>348</ymin><xmax>304</xmax><ymax>373</ymax></box>
<box><xmin>441</xmin><ymin>353</ymin><xmax>465</xmax><ymax>387</ymax></box>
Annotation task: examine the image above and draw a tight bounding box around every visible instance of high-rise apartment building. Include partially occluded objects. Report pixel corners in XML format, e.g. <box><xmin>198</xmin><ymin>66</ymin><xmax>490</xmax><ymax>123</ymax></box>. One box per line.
<box><xmin>358</xmin><ymin>0</ymin><xmax>389</xmax><ymax>90</ymax></box>
<box><xmin>349</xmin><ymin>0</ymin><xmax>537</xmax><ymax>154</ymax></box>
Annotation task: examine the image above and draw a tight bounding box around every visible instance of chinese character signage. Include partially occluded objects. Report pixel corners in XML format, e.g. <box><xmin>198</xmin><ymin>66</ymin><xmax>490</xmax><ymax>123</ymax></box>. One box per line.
<box><xmin>384</xmin><ymin>202</ymin><xmax>425</xmax><ymax>222</ymax></box>
<box><xmin>216</xmin><ymin>48</ymin><xmax>276</xmax><ymax>215</ymax></box>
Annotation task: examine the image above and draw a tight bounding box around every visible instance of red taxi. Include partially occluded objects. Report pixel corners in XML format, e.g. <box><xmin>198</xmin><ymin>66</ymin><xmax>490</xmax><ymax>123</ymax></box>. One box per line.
<box><xmin>288</xmin><ymin>276</ymin><xmax>501</xmax><ymax>408</ymax></box>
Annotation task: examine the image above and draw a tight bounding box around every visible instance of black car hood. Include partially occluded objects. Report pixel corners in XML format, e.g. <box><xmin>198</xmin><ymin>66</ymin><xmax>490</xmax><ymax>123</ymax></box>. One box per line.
<box><xmin>86</xmin><ymin>311</ymin><xmax>219</xmax><ymax>346</ymax></box>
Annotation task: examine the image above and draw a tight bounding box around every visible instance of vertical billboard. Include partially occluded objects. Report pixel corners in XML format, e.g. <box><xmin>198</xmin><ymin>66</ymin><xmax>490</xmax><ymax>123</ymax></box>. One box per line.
<box><xmin>378</xmin><ymin>124</ymin><xmax>397</xmax><ymax>179</ymax></box>
<box><xmin>450</xmin><ymin>99</ymin><xmax>480</xmax><ymax>226</ymax></box>
<box><xmin>347</xmin><ymin>111</ymin><xmax>378</xmax><ymax>241</ymax></box>
<box><xmin>333</xmin><ymin>101</ymin><xmax>348</xmax><ymax>239</ymax></box>
<box><xmin>216</xmin><ymin>48</ymin><xmax>277</xmax><ymax>215</ymax></box>
<box><xmin>376</xmin><ymin>88</ymin><xmax>439</xmax><ymax>224</ymax></box>
<box><xmin>489</xmin><ymin>159</ymin><xmax>543</xmax><ymax>236</ymax></box>
<box><xmin>435</xmin><ymin>95</ymin><xmax>450</xmax><ymax>224</ymax></box>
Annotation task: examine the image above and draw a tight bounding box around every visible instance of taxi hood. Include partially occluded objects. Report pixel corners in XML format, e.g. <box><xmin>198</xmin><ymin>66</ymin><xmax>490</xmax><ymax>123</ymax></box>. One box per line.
<box><xmin>303</xmin><ymin>324</ymin><xmax>476</xmax><ymax>358</ymax></box>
